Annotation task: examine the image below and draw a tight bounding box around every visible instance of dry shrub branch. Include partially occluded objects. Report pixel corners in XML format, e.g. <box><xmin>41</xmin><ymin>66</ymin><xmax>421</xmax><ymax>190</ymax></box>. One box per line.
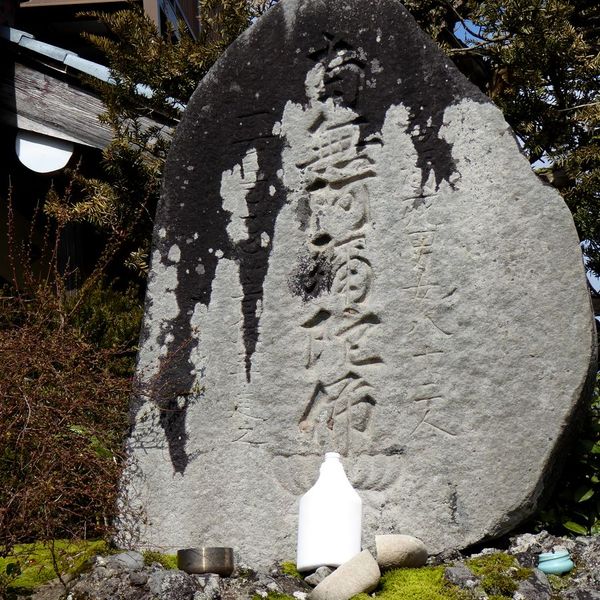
<box><xmin>0</xmin><ymin>189</ymin><xmax>139</xmax><ymax>558</ymax></box>
<box><xmin>0</xmin><ymin>319</ymin><xmax>130</xmax><ymax>549</ymax></box>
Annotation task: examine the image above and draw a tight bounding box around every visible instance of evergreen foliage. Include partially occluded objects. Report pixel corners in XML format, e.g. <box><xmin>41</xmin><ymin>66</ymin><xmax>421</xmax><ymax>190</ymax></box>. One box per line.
<box><xmin>45</xmin><ymin>1</ymin><xmax>260</xmax><ymax>278</ymax></box>
<box><xmin>83</xmin><ymin>1</ymin><xmax>248</xmax><ymax>115</ymax></box>
<box><xmin>406</xmin><ymin>0</ymin><xmax>600</xmax><ymax>276</ymax></box>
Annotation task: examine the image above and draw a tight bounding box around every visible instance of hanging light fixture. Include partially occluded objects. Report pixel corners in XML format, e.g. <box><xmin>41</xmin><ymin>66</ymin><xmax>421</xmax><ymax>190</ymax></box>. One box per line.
<box><xmin>15</xmin><ymin>130</ymin><xmax>74</xmax><ymax>174</ymax></box>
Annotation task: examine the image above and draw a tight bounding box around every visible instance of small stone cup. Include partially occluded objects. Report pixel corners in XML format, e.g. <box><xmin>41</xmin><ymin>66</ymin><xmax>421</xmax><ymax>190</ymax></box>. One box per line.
<box><xmin>537</xmin><ymin>550</ymin><xmax>574</xmax><ymax>575</ymax></box>
<box><xmin>177</xmin><ymin>547</ymin><xmax>234</xmax><ymax>576</ymax></box>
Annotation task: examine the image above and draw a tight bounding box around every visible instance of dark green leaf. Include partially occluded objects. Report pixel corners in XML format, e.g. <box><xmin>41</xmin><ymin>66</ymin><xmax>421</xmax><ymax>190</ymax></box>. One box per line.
<box><xmin>575</xmin><ymin>487</ymin><xmax>595</xmax><ymax>503</ymax></box>
<box><xmin>563</xmin><ymin>520</ymin><xmax>589</xmax><ymax>535</ymax></box>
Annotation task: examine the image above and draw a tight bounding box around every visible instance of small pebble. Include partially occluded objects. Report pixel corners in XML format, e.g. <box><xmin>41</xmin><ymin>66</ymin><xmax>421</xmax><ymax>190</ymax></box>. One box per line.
<box><xmin>376</xmin><ymin>534</ymin><xmax>428</xmax><ymax>569</ymax></box>
<box><xmin>305</xmin><ymin>566</ymin><xmax>333</xmax><ymax>587</ymax></box>
<box><xmin>129</xmin><ymin>571</ymin><xmax>148</xmax><ymax>586</ymax></box>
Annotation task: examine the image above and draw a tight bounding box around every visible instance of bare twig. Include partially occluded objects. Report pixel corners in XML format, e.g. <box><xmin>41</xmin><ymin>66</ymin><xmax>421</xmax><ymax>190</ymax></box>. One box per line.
<box><xmin>448</xmin><ymin>34</ymin><xmax>511</xmax><ymax>53</ymax></box>
<box><xmin>15</xmin><ymin>394</ymin><xmax>32</xmax><ymax>446</ymax></box>
<box><xmin>49</xmin><ymin>540</ymin><xmax>69</xmax><ymax>590</ymax></box>
<box><xmin>557</xmin><ymin>101</ymin><xmax>600</xmax><ymax>112</ymax></box>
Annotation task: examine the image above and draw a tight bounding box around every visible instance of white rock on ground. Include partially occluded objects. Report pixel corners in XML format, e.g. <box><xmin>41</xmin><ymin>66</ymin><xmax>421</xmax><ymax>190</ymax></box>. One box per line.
<box><xmin>310</xmin><ymin>550</ymin><xmax>380</xmax><ymax>600</ymax></box>
<box><xmin>375</xmin><ymin>534</ymin><xmax>428</xmax><ymax>569</ymax></box>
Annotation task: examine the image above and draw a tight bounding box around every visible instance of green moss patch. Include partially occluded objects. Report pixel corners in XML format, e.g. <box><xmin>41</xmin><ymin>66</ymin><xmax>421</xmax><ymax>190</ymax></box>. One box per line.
<box><xmin>142</xmin><ymin>550</ymin><xmax>178</xmax><ymax>569</ymax></box>
<box><xmin>280</xmin><ymin>561</ymin><xmax>303</xmax><ymax>580</ymax></box>
<box><xmin>0</xmin><ymin>539</ymin><xmax>107</xmax><ymax>592</ymax></box>
<box><xmin>354</xmin><ymin>566</ymin><xmax>471</xmax><ymax>600</ymax></box>
<box><xmin>547</xmin><ymin>572</ymin><xmax>572</xmax><ymax>593</ymax></box>
<box><xmin>467</xmin><ymin>553</ymin><xmax>531</xmax><ymax>598</ymax></box>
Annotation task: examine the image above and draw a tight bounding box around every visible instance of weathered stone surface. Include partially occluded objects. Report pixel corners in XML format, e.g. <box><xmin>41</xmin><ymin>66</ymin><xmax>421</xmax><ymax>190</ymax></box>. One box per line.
<box><xmin>192</xmin><ymin>574</ymin><xmax>221</xmax><ymax>600</ymax></box>
<box><xmin>310</xmin><ymin>550</ymin><xmax>380</xmax><ymax>600</ymax></box>
<box><xmin>562</xmin><ymin>591</ymin><xmax>600</xmax><ymax>600</ymax></box>
<box><xmin>443</xmin><ymin>564</ymin><xmax>480</xmax><ymax>591</ymax></box>
<box><xmin>119</xmin><ymin>0</ymin><xmax>596</xmax><ymax>567</ymax></box>
<box><xmin>106</xmin><ymin>551</ymin><xmax>145</xmax><ymax>572</ymax></box>
<box><xmin>514</xmin><ymin>569</ymin><xmax>552</xmax><ymax>600</ymax></box>
<box><xmin>151</xmin><ymin>571</ymin><xmax>200</xmax><ymax>600</ymax></box>
<box><xmin>509</xmin><ymin>532</ymin><xmax>548</xmax><ymax>567</ymax></box>
<box><xmin>305</xmin><ymin>566</ymin><xmax>334</xmax><ymax>587</ymax></box>
<box><xmin>67</xmin><ymin>559</ymin><xmax>312</xmax><ymax>600</ymax></box>
<box><xmin>30</xmin><ymin>578</ymin><xmax>66</xmax><ymax>600</ymax></box>
<box><xmin>130</xmin><ymin>571</ymin><xmax>149</xmax><ymax>586</ymax></box>
<box><xmin>376</xmin><ymin>534</ymin><xmax>427</xmax><ymax>569</ymax></box>
<box><xmin>195</xmin><ymin>574</ymin><xmax>221</xmax><ymax>596</ymax></box>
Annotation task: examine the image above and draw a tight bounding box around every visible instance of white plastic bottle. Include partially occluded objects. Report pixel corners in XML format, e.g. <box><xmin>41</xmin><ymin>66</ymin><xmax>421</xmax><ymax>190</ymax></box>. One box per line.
<box><xmin>296</xmin><ymin>452</ymin><xmax>362</xmax><ymax>571</ymax></box>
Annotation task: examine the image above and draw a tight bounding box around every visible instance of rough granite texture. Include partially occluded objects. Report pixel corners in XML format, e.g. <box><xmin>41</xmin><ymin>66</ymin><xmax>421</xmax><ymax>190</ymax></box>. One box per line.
<box><xmin>118</xmin><ymin>0</ymin><xmax>596</xmax><ymax>567</ymax></box>
<box><xmin>310</xmin><ymin>550</ymin><xmax>380</xmax><ymax>600</ymax></box>
<box><xmin>304</xmin><ymin>566</ymin><xmax>333</xmax><ymax>587</ymax></box>
<box><xmin>375</xmin><ymin>534</ymin><xmax>428</xmax><ymax>569</ymax></box>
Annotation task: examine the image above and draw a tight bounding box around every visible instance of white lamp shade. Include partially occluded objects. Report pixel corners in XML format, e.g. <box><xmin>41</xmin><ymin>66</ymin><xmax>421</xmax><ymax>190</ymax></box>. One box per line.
<box><xmin>16</xmin><ymin>131</ymin><xmax>74</xmax><ymax>173</ymax></box>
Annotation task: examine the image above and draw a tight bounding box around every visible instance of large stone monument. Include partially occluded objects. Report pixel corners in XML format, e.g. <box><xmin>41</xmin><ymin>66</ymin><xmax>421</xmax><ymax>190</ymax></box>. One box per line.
<box><xmin>119</xmin><ymin>0</ymin><xmax>596</xmax><ymax>567</ymax></box>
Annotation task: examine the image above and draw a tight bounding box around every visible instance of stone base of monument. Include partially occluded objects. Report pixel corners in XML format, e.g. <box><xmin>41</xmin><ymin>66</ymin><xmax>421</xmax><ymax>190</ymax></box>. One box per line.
<box><xmin>56</xmin><ymin>532</ymin><xmax>599</xmax><ymax>600</ymax></box>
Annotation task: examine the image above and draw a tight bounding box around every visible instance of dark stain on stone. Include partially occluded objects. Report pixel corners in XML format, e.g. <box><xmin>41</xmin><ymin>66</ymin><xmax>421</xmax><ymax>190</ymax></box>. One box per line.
<box><xmin>449</xmin><ymin>484</ymin><xmax>459</xmax><ymax>525</ymax></box>
<box><xmin>288</xmin><ymin>249</ymin><xmax>334</xmax><ymax>302</ymax></box>
<box><xmin>158</xmin><ymin>397</ymin><xmax>191</xmax><ymax>474</ymax></box>
<box><xmin>236</xmin><ymin>165</ymin><xmax>285</xmax><ymax>382</ymax></box>
<box><xmin>410</xmin><ymin>110</ymin><xmax>457</xmax><ymax>190</ymax></box>
<box><xmin>295</xmin><ymin>195</ymin><xmax>311</xmax><ymax>231</ymax></box>
<box><xmin>382</xmin><ymin>444</ymin><xmax>406</xmax><ymax>456</ymax></box>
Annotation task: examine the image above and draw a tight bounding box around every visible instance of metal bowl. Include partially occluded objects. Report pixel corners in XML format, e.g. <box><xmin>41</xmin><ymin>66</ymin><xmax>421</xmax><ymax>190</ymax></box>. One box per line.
<box><xmin>177</xmin><ymin>547</ymin><xmax>234</xmax><ymax>576</ymax></box>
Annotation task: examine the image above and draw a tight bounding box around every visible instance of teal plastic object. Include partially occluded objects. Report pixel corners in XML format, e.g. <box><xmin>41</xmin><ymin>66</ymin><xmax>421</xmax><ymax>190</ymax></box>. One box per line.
<box><xmin>537</xmin><ymin>550</ymin><xmax>574</xmax><ymax>575</ymax></box>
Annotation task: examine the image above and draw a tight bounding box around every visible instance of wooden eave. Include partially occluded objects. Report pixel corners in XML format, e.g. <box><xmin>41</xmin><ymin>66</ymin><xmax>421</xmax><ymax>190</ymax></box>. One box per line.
<box><xmin>1</xmin><ymin>57</ymin><xmax>114</xmax><ymax>147</ymax></box>
<box><xmin>0</xmin><ymin>51</ymin><xmax>174</xmax><ymax>150</ymax></box>
<box><xmin>21</xmin><ymin>0</ymin><xmax>125</xmax><ymax>6</ymax></box>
